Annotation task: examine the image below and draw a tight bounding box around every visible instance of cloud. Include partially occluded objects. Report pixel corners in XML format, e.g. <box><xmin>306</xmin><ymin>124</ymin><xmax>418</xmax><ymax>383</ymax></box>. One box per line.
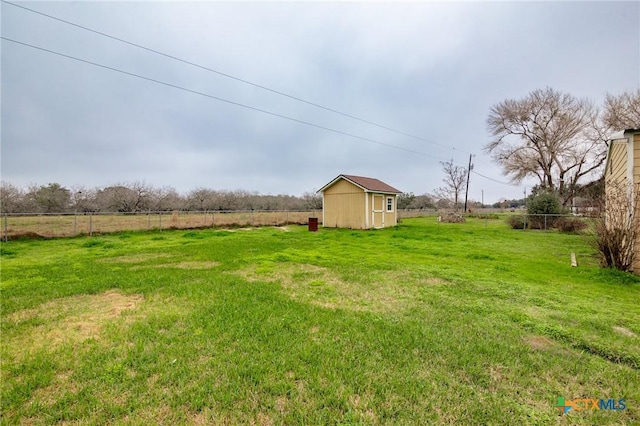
<box><xmin>1</xmin><ymin>1</ymin><xmax>638</xmax><ymax>201</ymax></box>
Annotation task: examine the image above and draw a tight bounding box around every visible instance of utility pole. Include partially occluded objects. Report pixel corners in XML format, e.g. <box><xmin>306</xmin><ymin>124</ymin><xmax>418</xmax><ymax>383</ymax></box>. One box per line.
<box><xmin>463</xmin><ymin>154</ymin><xmax>474</xmax><ymax>212</ymax></box>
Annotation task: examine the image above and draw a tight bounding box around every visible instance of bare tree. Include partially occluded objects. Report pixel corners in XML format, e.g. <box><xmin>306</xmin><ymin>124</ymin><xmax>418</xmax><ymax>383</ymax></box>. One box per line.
<box><xmin>70</xmin><ymin>186</ymin><xmax>98</xmax><ymax>212</ymax></box>
<box><xmin>434</xmin><ymin>160</ymin><xmax>467</xmax><ymax>211</ymax></box>
<box><xmin>593</xmin><ymin>182</ymin><xmax>639</xmax><ymax>272</ymax></box>
<box><xmin>485</xmin><ymin>87</ymin><xmax>607</xmax><ymax>206</ymax></box>
<box><xmin>397</xmin><ymin>192</ymin><xmax>416</xmax><ymax>210</ymax></box>
<box><xmin>435</xmin><ymin>197</ymin><xmax>452</xmax><ymax>210</ymax></box>
<box><xmin>151</xmin><ymin>186</ymin><xmax>182</xmax><ymax>211</ymax></box>
<box><xmin>411</xmin><ymin>194</ymin><xmax>436</xmax><ymax>210</ymax></box>
<box><xmin>1</xmin><ymin>181</ymin><xmax>25</xmax><ymax>213</ymax></box>
<box><xmin>95</xmin><ymin>186</ymin><xmax>133</xmax><ymax>212</ymax></box>
<box><xmin>186</xmin><ymin>188</ymin><xmax>214</xmax><ymax>211</ymax></box>
<box><xmin>604</xmin><ymin>89</ymin><xmax>640</xmax><ymax>131</ymax></box>
<box><xmin>128</xmin><ymin>181</ymin><xmax>152</xmax><ymax>211</ymax></box>
<box><xmin>95</xmin><ymin>182</ymin><xmax>151</xmax><ymax>212</ymax></box>
<box><xmin>383</xmin><ymin>192</ymin><xmax>435</xmax><ymax>210</ymax></box>
<box><xmin>301</xmin><ymin>191</ymin><xmax>322</xmax><ymax>210</ymax></box>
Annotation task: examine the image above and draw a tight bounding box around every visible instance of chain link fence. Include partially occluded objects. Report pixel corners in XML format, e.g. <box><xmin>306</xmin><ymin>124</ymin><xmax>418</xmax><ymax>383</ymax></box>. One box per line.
<box><xmin>2</xmin><ymin>209</ymin><xmax>596</xmax><ymax>241</ymax></box>
<box><xmin>2</xmin><ymin>210</ymin><xmax>322</xmax><ymax>240</ymax></box>
<box><xmin>504</xmin><ymin>213</ymin><xmax>597</xmax><ymax>232</ymax></box>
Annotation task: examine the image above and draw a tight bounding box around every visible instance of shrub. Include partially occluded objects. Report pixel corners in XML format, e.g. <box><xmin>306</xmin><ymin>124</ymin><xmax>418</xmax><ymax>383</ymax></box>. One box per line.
<box><xmin>527</xmin><ymin>192</ymin><xmax>561</xmax><ymax>229</ymax></box>
<box><xmin>467</xmin><ymin>213</ymin><xmax>500</xmax><ymax>220</ymax></box>
<box><xmin>439</xmin><ymin>213</ymin><xmax>465</xmax><ymax>223</ymax></box>
<box><xmin>507</xmin><ymin>215</ymin><xmax>525</xmax><ymax>229</ymax></box>
<box><xmin>592</xmin><ymin>182</ymin><xmax>639</xmax><ymax>272</ymax></box>
<box><xmin>527</xmin><ymin>192</ymin><xmax>561</xmax><ymax>215</ymax></box>
<box><xmin>554</xmin><ymin>217</ymin><xmax>588</xmax><ymax>233</ymax></box>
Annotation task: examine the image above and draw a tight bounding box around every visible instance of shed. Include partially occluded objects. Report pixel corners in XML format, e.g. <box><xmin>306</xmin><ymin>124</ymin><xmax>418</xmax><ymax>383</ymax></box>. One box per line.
<box><xmin>604</xmin><ymin>129</ymin><xmax>640</xmax><ymax>274</ymax></box>
<box><xmin>318</xmin><ymin>174</ymin><xmax>402</xmax><ymax>229</ymax></box>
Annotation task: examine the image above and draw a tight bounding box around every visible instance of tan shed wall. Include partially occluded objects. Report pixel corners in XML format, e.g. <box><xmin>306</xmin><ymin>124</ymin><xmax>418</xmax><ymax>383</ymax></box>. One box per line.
<box><xmin>366</xmin><ymin>193</ymin><xmax>398</xmax><ymax>228</ymax></box>
<box><xmin>370</xmin><ymin>193</ymin><xmax>382</xmax><ymax>228</ymax></box>
<box><xmin>634</xmin><ymin>134</ymin><xmax>640</xmax><ymax>274</ymax></box>
<box><xmin>606</xmin><ymin>141</ymin><xmax>628</xmax><ymax>185</ymax></box>
<box><xmin>383</xmin><ymin>195</ymin><xmax>398</xmax><ymax>228</ymax></box>
<box><xmin>635</xmin><ymin>134</ymin><xmax>640</xmax><ymax>186</ymax></box>
<box><xmin>605</xmin><ymin>139</ymin><xmax>639</xmax><ymax>274</ymax></box>
<box><xmin>372</xmin><ymin>194</ymin><xmax>383</xmax><ymax>210</ymax></box>
<box><xmin>323</xmin><ymin>179</ymin><xmax>366</xmax><ymax>229</ymax></box>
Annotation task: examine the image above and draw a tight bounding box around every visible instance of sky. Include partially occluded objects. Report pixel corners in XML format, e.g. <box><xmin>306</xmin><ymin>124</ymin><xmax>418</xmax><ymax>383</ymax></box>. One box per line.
<box><xmin>1</xmin><ymin>1</ymin><xmax>639</xmax><ymax>203</ymax></box>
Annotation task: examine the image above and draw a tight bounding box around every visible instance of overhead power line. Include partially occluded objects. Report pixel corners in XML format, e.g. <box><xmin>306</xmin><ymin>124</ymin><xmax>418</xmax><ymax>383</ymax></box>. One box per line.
<box><xmin>2</xmin><ymin>0</ymin><xmax>470</xmax><ymax>155</ymax></box>
<box><xmin>2</xmin><ymin>36</ymin><xmax>452</xmax><ymax>162</ymax></box>
<box><xmin>471</xmin><ymin>170</ymin><xmax>520</xmax><ymax>187</ymax></box>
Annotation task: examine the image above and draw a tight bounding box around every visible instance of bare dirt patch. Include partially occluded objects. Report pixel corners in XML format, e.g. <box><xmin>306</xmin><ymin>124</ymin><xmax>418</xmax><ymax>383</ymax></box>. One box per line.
<box><xmin>386</xmin><ymin>269</ymin><xmax>451</xmax><ymax>286</ymax></box>
<box><xmin>5</xmin><ymin>231</ymin><xmax>48</xmax><ymax>241</ymax></box>
<box><xmin>347</xmin><ymin>393</ymin><xmax>378</xmax><ymax>423</ymax></box>
<box><xmin>224</xmin><ymin>227</ymin><xmax>254</xmax><ymax>233</ymax></box>
<box><xmin>171</xmin><ymin>261</ymin><xmax>220</xmax><ymax>269</ymax></box>
<box><xmin>233</xmin><ymin>263</ymin><xmax>421</xmax><ymax>314</ymax></box>
<box><xmin>523</xmin><ymin>335</ymin><xmax>557</xmax><ymax>351</ymax></box>
<box><xmin>132</xmin><ymin>260</ymin><xmax>220</xmax><ymax>270</ymax></box>
<box><xmin>424</xmin><ymin>277</ymin><xmax>449</xmax><ymax>285</ymax></box>
<box><xmin>488</xmin><ymin>365</ymin><xmax>505</xmax><ymax>392</ymax></box>
<box><xmin>100</xmin><ymin>253</ymin><xmax>219</xmax><ymax>270</ymax></box>
<box><xmin>28</xmin><ymin>370</ymin><xmax>79</xmax><ymax>409</ymax></box>
<box><xmin>522</xmin><ymin>306</ymin><xmax>549</xmax><ymax>321</ymax></box>
<box><xmin>191</xmin><ymin>407</ymin><xmax>219</xmax><ymax>425</ymax></box>
<box><xmin>5</xmin><ymin>290</ymin><xmax>143</xmax><ymax>357</ymax></box>
<box><xmin>612</xmin><ymin>326</ymin><xmax>637</xmax><ymax>338</ymax></box>
<box><xmin>99</xmin><ymin>253</ymin><xmax>173</xmax><ymax>264</ymax></box>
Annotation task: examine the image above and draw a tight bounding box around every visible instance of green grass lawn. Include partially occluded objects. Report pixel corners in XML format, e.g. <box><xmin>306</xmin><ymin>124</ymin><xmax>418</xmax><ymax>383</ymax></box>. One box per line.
<box><xmin>1</xmin><ymin>217</ymin><xmax>639</xmax><ymax>424</ymax></box>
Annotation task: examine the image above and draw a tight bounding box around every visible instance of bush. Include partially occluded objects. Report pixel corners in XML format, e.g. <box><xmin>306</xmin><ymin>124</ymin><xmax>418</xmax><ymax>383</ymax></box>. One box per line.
<box><xmin>467</xmin><ymin>213</ymin><xmax>500</xmax><ymax>220</ymax></box>
<box><xmin>439</xmin><ymin>213</ymin><xmax>465</xmax><ymax>223</ymax></box>
<box><xmin>507</xmin><ymin>215</ymin><xmax>525</xmax><ymax>229</ymax></box>
<box><xmin>592</xmin><ymin>182</ymin><xmax>639</xmax><ymax>272</ymax></box>
<box><xmin>527</xmin><ymin>192</ymin><xmax>562</xmax><ymax>215</ymax></box>
<box><xmin>527</xmin><ymin>192</ymin><xmax>561</xmax><ymax>229</ymax></box>
<box><xmin>554</xmin><ymin>217</ymin><xmax>588</xmax><ymax>233</ymax></box>
<box><xmin>595</xmin><ymin>223</ymin><xmax>635</xmax><ymax>271</ymax></box>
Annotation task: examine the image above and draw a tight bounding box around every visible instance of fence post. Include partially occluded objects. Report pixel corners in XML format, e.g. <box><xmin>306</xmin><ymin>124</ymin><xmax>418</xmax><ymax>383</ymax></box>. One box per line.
<box><xmin>544</xmin><ymin>215</ymin><xmax>547</xmax><ymax>231</ymax></box>
<box><xmin>212</xmin><ymin>211</ymin><xmax>215</xmax><ymax>227</ymax></box>
<box><xmin>74</xmin><ymin>211</ymin><xmax>77</xmax><ymax>235</ymax></box>
<box><xmin>251</xmin><ymin>209</ymin><xmax>254</xmax><ymax>226</ymax></box>
<box><xmin>4</xmin><ymin>214</ymin><xmax>8</xmax><ymax>242</ymax></box>
<box><xmin>148</xmin><ymin>210</ymin><xmax>151</xmax><ymax>229</ymax></box>
<box><xmin>89</xmin><ymin>212</ymin><xmax>93</xmax><ymax>236</ymax></box>
<box><xmin>159</xmin><ymin>212</ymin><xmax>162</xmax><ymax>231</ymax></box>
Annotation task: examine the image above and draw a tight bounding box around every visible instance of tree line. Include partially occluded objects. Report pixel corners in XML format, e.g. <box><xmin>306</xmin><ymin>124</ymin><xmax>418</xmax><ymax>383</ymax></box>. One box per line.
<box><xmin>0</xmin><ymin>180</ymin><xmax>473</xmax><ymax>215</ymax></box>
<box><xmin>0</xmin><ymin>181</ymin><xmax>323</xmax><ymax>214</ymax></box>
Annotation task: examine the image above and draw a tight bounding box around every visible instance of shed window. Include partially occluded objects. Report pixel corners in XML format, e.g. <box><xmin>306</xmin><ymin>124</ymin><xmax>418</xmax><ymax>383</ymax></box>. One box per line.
<box><xmin>386</xmin><ymin>197</ymin><xmax>393</xmax><ymax>212</ymax></box>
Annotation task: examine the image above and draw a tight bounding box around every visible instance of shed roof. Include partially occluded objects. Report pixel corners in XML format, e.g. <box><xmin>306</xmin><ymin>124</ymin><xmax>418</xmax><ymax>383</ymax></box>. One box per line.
<box><xmin>319</xmin><ymin>174</ymin><xmax>402</xmax><ymax>194</ymax></box>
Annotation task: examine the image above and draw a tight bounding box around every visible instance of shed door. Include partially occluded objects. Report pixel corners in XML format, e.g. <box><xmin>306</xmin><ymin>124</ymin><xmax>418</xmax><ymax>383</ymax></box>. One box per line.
<box><xmin>372</xmin><ymin>194</ymin><xmax>384</xmax><ymax>228</ymax></box>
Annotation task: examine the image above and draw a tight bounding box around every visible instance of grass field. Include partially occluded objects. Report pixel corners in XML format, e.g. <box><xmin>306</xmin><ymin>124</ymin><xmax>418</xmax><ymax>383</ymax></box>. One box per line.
<box><xmin>1</xmin><ymin>217</ymin><xmax>639</xmax><ymax>424</ymax></box>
